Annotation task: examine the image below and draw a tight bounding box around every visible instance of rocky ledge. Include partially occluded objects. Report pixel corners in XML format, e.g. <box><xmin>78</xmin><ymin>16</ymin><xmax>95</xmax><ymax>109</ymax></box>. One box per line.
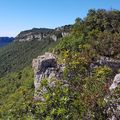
<box><xmin>32</xmin><ymin>52</ymin><xmax>65</xmax><ymax>101</ymax></box>
<box><xmin>32</xmin><ymin>52</ymin><xmax>120</xmax><ymax>119</ymax></box>
<box><xmin>15</xmin><ymin>25</ymin><xmax>71</xmax><ymax>42</ymax></box>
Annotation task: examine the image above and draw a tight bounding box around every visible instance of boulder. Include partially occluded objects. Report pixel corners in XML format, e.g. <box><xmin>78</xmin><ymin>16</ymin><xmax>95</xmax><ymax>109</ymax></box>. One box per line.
<box><xmin>32</xmin><ymin>52</ymin><xmax>65</xmax><ymax>101</ymax></box>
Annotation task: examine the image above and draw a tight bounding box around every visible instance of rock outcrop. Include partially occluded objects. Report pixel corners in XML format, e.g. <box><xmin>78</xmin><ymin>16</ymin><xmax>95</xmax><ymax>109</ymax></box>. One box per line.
<box><xmin>98</xmin><ymin>57</ymin><xmax>120</xmax><ymax>73</ymax></box>
<box><xmin>15</xmin><ymin>25</ymin><xmax>71</xmax><ymax>42</ymax></box>
<box><xmin>104</xmin><ymin>74</ymin><xmax>120</xmax><ymax>120</ymax></box>
<box><xmin>89</xmin><ymin>56</ymin><xmax>120</xmax><ymax>119</ymax></box>
<box><xmin>109</xmin><ymin>74</ymin><xmax>120</xmax><ymax>91</ymax></box>
<box><xmin>90</xmin><ymin>56</ymin><xmax>120</xmax><ymax>74</ymax></box>
<box><xmin>32</xmin><ymin>52</ymin><xmax>65</xmax><ymax>101</ymax></box>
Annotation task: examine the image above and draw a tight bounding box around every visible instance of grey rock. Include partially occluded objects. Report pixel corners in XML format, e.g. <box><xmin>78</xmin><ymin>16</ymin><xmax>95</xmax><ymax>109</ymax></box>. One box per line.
<box><xmin>98</xmin><ymin>57</ymin><xmax>120</xmax><ymax>72</ymax></box>
<box><xmin>109</xmin><ymin>74</ymin><xmax>120</xmax><ymax>90</ymax></box>
<box><xmin>32</xmin><ymin>52</ymin><xmax>66</xmax><ymax>101</ymax></box>
<box><xmin>50</xmin><ymin>35</ymin><xmax>57</xmax><ymax>41</ymax></box>
<box><xmin>15</xmin><ymin>25</ymin><xmax>71</xmax><ymax>42</ymax></box>
<box><xmin>89</xmin><ymin>56</ymin><xmax>120</xmax><ymax>74</ymax></box>
<box><xmin>62</xmin><ymin>32</ymin><xmax>69</xmax><ymax>37</ymax></box>
<box><xmin>104</xmin><ymin>74</ymin><xmax>120</xmax><ymax>120</ymax></box>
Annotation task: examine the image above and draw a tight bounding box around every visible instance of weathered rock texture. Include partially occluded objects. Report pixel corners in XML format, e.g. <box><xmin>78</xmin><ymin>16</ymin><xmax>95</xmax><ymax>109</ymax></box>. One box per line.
<box><xmin>98</xmin><ymin>57</ymin><xmax>120</xmax><ymax>73</ymax></box>
<box><xmin>32</xmin><ymin>52</ymin><xmax>120</xmax><ymax>118</ymax></box>
<box><xmin>32</xmin><ymin>52</ymin><xmax>65</xmax><ymax>101</ymax></box>
<box><xmin>15</xmin><ymin>25</ymin><xmax>71</xmax><ymax>42</ymax></box>
<box><xmin>109</xmin><ymin>74</ymin><xmax>120</xmax><ymax>91</ymax></box>
<box><xmin>89</xmin><ymin>56</ymin><xmax>120</xmax><ymax>119</ymax></box>
<box><xmin>104</xmin><ymin>74</ymin><xmax>120</xmax><ymax>120</ymax></box>
<box><xmin>90</xmin><ymin>56</ymin><xmax>120</xmax><ymax>74</ymax></box>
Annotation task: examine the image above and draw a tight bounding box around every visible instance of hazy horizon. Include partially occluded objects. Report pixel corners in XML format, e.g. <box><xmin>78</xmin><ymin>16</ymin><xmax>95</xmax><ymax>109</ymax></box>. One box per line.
<box><xmin>0</xmin><ymin>0</ymin><xmax>120</xmax><ymax>37</ymax></box>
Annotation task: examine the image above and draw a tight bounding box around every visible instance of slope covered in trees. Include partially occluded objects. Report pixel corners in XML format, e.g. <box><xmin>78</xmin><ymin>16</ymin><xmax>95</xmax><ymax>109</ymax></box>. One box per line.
<box><xmin>0</xmin><ymin>9</ymin><xmax>120</xmax><ymax>119</ymax></box>
<box><xmin>0</xmin><ymin>40</ymin><xmax>58</xmax><ymax>77</ymax></box>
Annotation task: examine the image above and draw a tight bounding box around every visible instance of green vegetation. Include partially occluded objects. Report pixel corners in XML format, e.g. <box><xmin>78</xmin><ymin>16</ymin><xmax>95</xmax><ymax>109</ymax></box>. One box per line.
<box><xmin>0</xmin><ymin>9</ymin><xmax>120</xmax><ymax>119</ymax></box>
<box><xmin>0</xmin><ymin>39</ymin><xmax>58</xmax><ymax>77</ymax></box>
<box><xmin>0</xmin><ymin>66</ymin><xmax>35</xmax><ymax>119</ymax></box>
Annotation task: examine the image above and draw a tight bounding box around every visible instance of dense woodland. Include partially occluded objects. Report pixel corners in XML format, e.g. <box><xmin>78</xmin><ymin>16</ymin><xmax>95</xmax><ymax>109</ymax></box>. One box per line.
<box><xmin>0</xmin><ymin>9</ymin><xmax>120</xmax><ymax>119</ymax></box>
<box><xmin>0</xmin><ymin>39</ymin><xmax>58</xmax><ymax>76</ymax></box>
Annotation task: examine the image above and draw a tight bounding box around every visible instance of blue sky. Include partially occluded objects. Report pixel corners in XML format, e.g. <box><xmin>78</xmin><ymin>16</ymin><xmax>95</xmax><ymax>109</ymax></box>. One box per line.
<box><xmin>0</xmin><ymin>0</ymin><xmax>120</xmax><ymax>37</ymax></box>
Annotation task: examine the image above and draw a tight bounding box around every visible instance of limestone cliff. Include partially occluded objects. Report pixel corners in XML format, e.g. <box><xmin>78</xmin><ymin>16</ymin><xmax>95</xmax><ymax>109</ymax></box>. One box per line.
<box><xmin>32</xmin><ymin>52</ymin><xmax>65</xmax><ymax>101</ymax></box>
<box><xmin>32</xmin><ymin>52</ymin><xmax>120</xmax><ymax>119</ymax></box>
<box><xmin>15</xmin><ymin>25</ymin><xmax>71</xmax><ymax>42</ymax></box>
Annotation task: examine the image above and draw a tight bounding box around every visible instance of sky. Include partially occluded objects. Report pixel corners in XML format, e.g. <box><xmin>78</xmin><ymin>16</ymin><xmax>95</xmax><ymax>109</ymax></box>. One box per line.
<box><xmin>0</xmin><ymin>0</ymin><xmax>120</xmax><ymax>37</ymax></box>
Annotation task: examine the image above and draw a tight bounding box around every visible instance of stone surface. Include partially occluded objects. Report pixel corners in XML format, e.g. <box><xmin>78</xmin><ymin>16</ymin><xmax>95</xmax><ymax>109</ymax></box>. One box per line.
<box><xmin>95</xmin><ymin>57</ymin><xmax>120</xmax><ymax>120</ymax></box>
<box><xmin>15</xmin><ymin>25</ymin><xmax>71</xmax><ymax>42</ymax></box>
<box><xmin>104</xmin><ymin>74</ymin><xmax>120</xmax><ymax>120</ymax></box>
<box><xmin>50</xmin><ymin>34</ymin><xmax>57</xmax><ymax>41</ymax></box>
<box><xmin>89</xmin><ymin>56</ymin><xmax>120</xmax><ymax>74</ymax></box>
<box><xmin>109</xmin><ymin>74</ymin><xmax>120</xmax><ymax>91</ymax></box>
<box><xmin>32</xmin><ymin>52</ymin><xmax>65</xmax><ymax>101</ymax></box>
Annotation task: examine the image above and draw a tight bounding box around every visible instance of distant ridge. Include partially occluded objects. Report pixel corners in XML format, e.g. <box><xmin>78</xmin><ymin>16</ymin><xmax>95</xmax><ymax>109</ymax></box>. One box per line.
<box><xmin>0</xmin><ymin>37</ymin><xmax>14</xmax><ymax>47</ymax></box>
<box><xmin>15</xmin><ymin>25</ymin><xmax>71</xmax><ymax>42</ymax></box>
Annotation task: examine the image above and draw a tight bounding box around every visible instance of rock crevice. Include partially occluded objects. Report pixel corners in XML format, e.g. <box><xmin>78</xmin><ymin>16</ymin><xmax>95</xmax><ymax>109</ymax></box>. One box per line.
<box><xmin>32</xmin><ymin>52</ymin><xmax>65</xmax><ymax>100</ymax></box>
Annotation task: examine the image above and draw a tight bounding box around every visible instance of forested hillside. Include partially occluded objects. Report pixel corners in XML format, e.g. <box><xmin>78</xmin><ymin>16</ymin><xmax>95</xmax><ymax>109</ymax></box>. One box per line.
<box><xmin>0</xmin><ymin>40</ymin><xmax>58</xmax><ymax>77</ymax></box>
<box><xmin>0</xmin><ymin>9</ymin><xmax>120</xmax><ymax>120</ymax></box>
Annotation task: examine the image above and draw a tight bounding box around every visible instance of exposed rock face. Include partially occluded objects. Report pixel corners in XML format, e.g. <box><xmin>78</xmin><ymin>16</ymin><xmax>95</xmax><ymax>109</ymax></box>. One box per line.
<box><xmin>98</xmin><ymin>57</ymin><xmax>120</xmax><ymax>73</ymax></box>
<box><xmin>109</xmin><ymin>74</ymin><xmax>120</xmax><ymax>91</ymax></box>
<box><xmin>50</xmin><ymin>34</ymin><xmax>57</xmax><ymax>41</ymax></box>
<box><xmin>32</xmin><ymin>52</ymin><xmax>65</xmax><ymax>101</ymax></box>
<box><xmin>89</xmin><ymin>57</ymin><xmax>120</xmax><ymax>119</ymax></box>
<box><xmin>90</xmin><ymin>56</ymin><xmax>120</xmax><ymax>74</ymax></box>
<box><xmin>104</xmin><ymin>74</ymin><xmax>120</xmax><ymax>120</ymax></box>
<box><xmin>15</xmin><ymin>25</ymin><xmax>71</xmax><ymax>42</ymax></box>
<box><xmin>90</xmin><ymin>56</ymin><xmax>120</xmax><ymax>119</ymax></box>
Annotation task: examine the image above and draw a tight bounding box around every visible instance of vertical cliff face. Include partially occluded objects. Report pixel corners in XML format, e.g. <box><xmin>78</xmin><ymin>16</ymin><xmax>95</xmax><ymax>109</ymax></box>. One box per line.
<box><xmin>15</xmin><ymin>25</ymin><xmax>71</xmax><ymax>42</ymax></box>
<box><xmin>32</xmin><ymin>52</ymin><xmax>65</xmax><ymax>101</ymax></box>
